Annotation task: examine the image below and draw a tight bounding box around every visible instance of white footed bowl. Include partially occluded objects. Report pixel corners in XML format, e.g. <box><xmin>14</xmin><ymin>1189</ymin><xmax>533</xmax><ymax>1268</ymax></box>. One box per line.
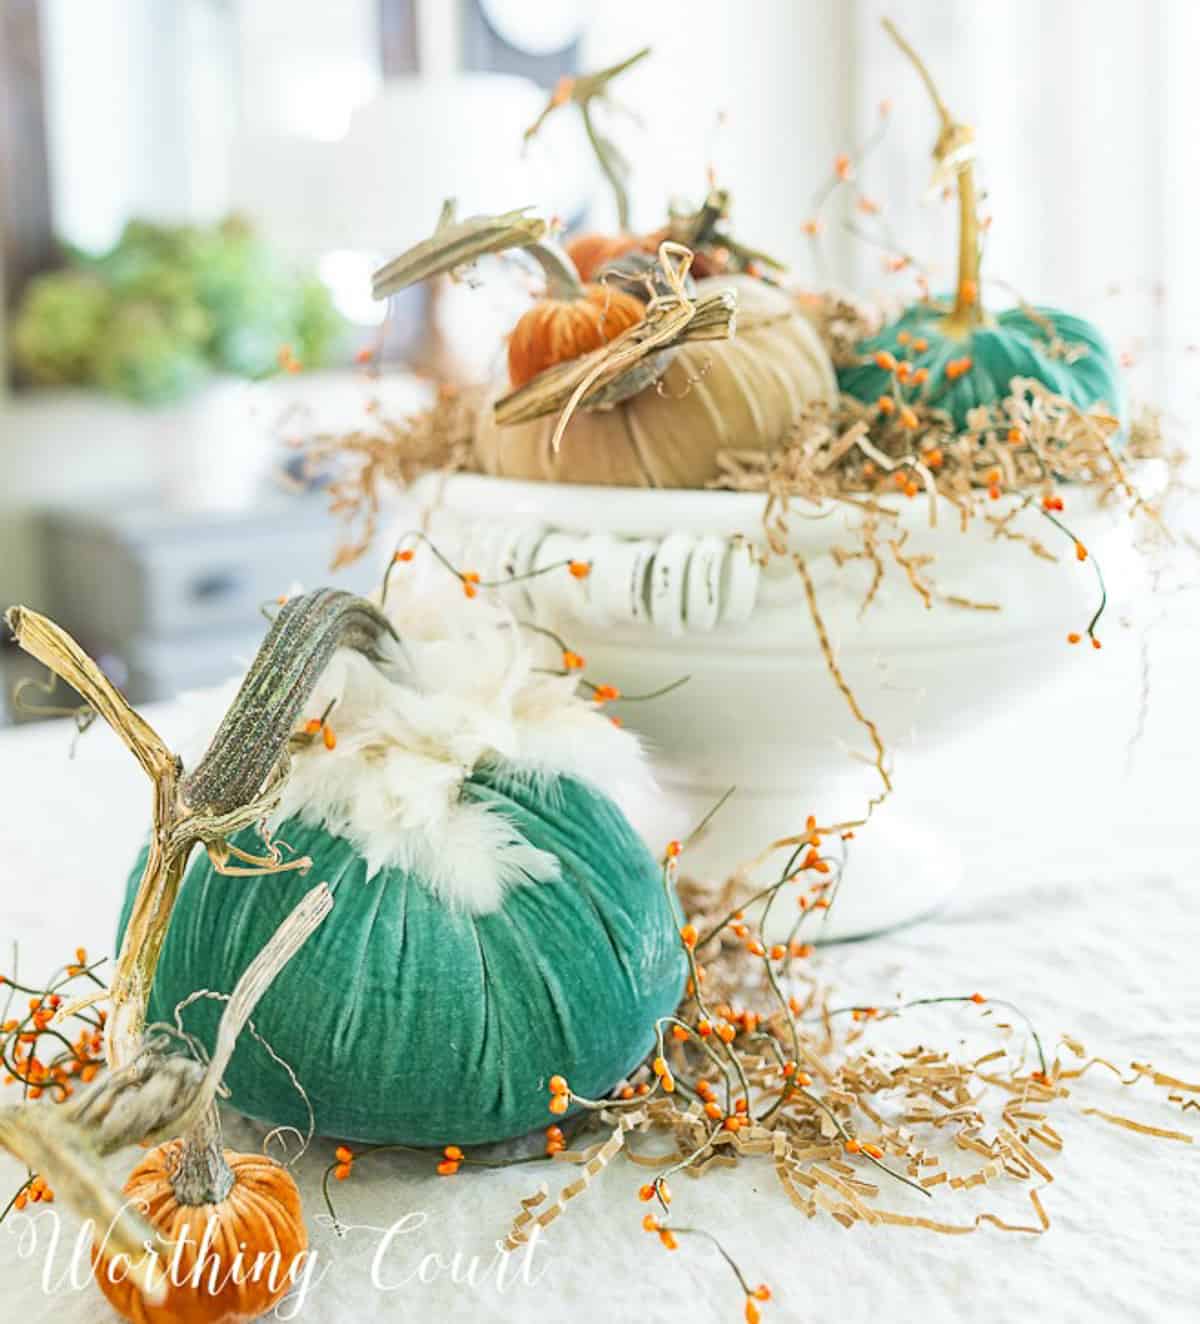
<box><xmin>403</xmin><ymin>466</ymin><xmax>1162</xmax><ymax>941</ymax></box>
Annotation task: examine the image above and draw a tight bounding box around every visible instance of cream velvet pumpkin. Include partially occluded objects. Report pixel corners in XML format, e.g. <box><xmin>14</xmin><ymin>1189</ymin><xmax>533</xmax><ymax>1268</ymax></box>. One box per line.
<box><xmin>474</xmin><ymin>275</ymin><xmax>837</xmax><ymax>489</ymax></box>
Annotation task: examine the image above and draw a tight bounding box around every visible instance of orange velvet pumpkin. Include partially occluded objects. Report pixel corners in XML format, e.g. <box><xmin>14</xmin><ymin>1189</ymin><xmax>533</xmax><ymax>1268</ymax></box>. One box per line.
<box><xmin>565</xmin><ymin>231</ymin><xmax>643</xmax><ymax>282</ymax></box>
<box><xmin>93</xmin><ymin>1141</ymin><xmax>307</xmax><ymax>1324</ymax></box>
<box><xmin>507</xmin><ymin>282</ymin><xmax>644</xmax><ymax>388</ymax></box>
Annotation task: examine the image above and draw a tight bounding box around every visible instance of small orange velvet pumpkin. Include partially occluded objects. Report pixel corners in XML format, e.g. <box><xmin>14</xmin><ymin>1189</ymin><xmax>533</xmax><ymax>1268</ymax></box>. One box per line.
<box><xmin>565</xmin><ymin>231</ymin><xmax>643</xmax><ymax>282</ymax></box>
<box><xmin>93</xmin><ymin>1141</ymin><xmax>307</xmax><ymax>1324</ymax></box>
<box><xmin>507</xmin><ymin>278</ymin><xmax>644</xmax><ymax>389</ymax></box>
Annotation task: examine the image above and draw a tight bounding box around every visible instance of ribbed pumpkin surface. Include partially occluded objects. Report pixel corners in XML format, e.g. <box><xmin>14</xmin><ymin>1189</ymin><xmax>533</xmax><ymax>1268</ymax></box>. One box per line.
<box><xmin>507</xmin><ymin>284</ymin><xmax>644</xmax><ymax>388</ymax></box>
<box><xmin>117</xmin><ymin>766</ymin><xmax>685</xmax><ymax>1146</ymax></box>
<box><xmin>93</xmin><ymin>1145</ymin><xmax>306</xmax><ymax>1324</ymax></box>
<box><xmin>477</xmin><ymin>275</ymin><xmax>837</xmax><ymax>488</ymax></box>
<box><xmin>837</xmin><ymin>303</ymin><xmax>1126</xmax><ymax>432</ymax></box>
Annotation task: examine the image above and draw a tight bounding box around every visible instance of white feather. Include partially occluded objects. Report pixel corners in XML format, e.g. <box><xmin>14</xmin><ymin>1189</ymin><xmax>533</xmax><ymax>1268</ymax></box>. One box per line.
<box><xmin>174</xmin><ymin>562</ymin><xmax>657</xmax><ymax>914</ymax></box>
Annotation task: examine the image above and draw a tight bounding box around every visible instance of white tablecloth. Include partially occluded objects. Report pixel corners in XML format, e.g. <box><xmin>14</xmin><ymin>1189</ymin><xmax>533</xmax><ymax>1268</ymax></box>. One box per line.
<box><xmin>1</xmin><ymin>585</ymin><xmax>1198</xmax><ymax>1324</ymax></box>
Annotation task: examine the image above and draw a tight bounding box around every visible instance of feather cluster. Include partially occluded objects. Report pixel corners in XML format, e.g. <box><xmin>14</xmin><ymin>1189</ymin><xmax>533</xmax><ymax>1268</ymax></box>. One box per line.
<box><xmin>177</xmin><ymin>563</ymin><xmax>656</xmax><ymax>913</ymax></box>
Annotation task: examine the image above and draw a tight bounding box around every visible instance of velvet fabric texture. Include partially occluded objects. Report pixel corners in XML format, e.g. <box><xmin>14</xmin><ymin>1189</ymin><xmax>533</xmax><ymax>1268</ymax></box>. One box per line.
<box><xmin>118</xmin><ymin>766</ymin><xmax>686</xmax><ymax>1146</ymax></box>
<box><xmin>837</xmin><ymin>303</ymin><xmax>1126</xmax><ymax>432</ymax></box>
<box><xmin>474</xmin><ymin>274</ymin><xmax>837</xmax><ymax>488</ymax></box>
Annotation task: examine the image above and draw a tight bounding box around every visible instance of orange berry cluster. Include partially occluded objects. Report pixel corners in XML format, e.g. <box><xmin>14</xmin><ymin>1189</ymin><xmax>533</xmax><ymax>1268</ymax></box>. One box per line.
<box><xmin>2</xmin><ymin>959</ymin><xmax>107</xmax><ymax>1101</ymax></box>
<box><xmin>301</xmin><ymin>715</ymin><xmax>337</xmax><ymax>751</ymax></box>
<box><xmin>547</xmin><ymin>1073</ymin><xmax>570</xmax><ymax>1115</ymax></box>
<box><xmin>12</xmin><ymin>1174</ymin><xmax>53</xmax><ymax>1211</ymax></box>
<box><xmin>437</xmin><ymin>1145</ymin><xmax>463</xmax><ymax>1177</ymax></box>
<box><xmin>332</xmin><ymin>1146</ymin><xmax>355</xmax><ymax>1181</ymax></box>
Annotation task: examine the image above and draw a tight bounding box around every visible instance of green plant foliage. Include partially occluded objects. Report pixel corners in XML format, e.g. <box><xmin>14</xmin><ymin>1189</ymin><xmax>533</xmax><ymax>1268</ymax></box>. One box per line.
<box><xmin>11</xmin><ymin>216</ymin><xmax>342</xmax><ymax>405</ymax></box>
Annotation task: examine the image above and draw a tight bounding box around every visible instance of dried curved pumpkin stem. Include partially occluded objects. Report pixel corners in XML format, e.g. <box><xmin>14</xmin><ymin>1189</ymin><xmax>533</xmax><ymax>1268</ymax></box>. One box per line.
<box><xmin>5</xmin><ymin>593</ymin><xmax>393</xmax><ymax>1070</ymax></box>
<box><xmin>882</xmin><ymin>17</ymin><xmax>983</xmax><ymax>334</ymax></box>
<box><xmin>0</xmin><ymin>885</ymin><xmax>332</xmax><ymax>1294</ymax></box>
<box><xmin>371</xmin><ymin>205</ymin><xmax>548</xmax><ymax>299</ymax></box>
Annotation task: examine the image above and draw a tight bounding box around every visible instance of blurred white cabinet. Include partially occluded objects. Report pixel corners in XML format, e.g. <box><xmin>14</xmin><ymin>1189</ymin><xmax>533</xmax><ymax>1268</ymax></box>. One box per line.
<box><xmin>39</xmin><ymin>496</ymin><xmax>380</xmax><ymax>702</ymax></box>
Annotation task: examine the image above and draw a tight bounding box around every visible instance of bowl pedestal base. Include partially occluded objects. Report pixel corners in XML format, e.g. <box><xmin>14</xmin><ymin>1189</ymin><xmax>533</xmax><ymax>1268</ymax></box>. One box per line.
<box><xmin>634</xmin><ymin>776</ymin><xmax>963</xmax><ymax>944</ymax></box>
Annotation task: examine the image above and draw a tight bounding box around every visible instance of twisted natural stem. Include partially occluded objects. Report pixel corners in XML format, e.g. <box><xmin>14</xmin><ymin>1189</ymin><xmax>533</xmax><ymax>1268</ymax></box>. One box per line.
<box><xmin>5</xmin><ymin>594</ymin><xmax>391</xmax><ymax>1070</ymax></box>
<box><xmin>524</xmin><ymin>46</ymin><xmax>650</xmax><ymax>231</ymax></box>
<box><xmin>883</xmin><ymin>17</ymin><xmax>982</xmax><ymax>334</ymax></box>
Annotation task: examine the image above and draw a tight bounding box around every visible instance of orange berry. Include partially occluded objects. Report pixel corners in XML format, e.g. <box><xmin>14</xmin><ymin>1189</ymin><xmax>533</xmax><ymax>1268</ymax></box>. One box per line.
<box><xmin>876</xmin><ymin>394</ymin><xmax>896</xmax><ymax>415</ymax></box>
<box><xmin>638</xmin><ymin>1184</ymin><xmax>656</xmax><ymax>1202</ymax></box>
<box><xmin>642</xmin><ymin>1213</ymin><xmax>659</xmax><ymax>1232</ymax></box>
<box><xmin>746</xmin><ymin>1301</ymin><xmax>761</xmax><ymax>1324</ymax></box>
<box><xmin>864</xmin><ymin>1142</ymin><xmax>885</xmax><ymax>1159</ymax></box>
<box><xmin>896</xmin><ymin>331</ymin><xmax>911</xmax><ymax>346</ymax></box>
<box><xmin>747</xmin><ymin>940</ymin><xmax>765</xmax><ymax>958</ymax></box>
<box><xmin>899</xmin><ymin>406</ymin><xmax>919</xmax><ymax>430</ymax></box>
<box><xmin>680</xmin><ymin>924</ymin><xmax>697</xmax><ymax>948</ymax></box>
<box><xmin>322</xmin><ymin>725</ymin><xmax>337</xmax><ymax>750</ymax></box>
<box><xmin>802</xmin><ymin>217</ymin><xmax>824</xmax><ymax>237</ymax></box>
<box><xmin>834</xmin><ymin>153</ymin><xmax>853</xmax><ymax>180</ymax></box>
<box><xmin>1067</xmin><ymin>632</ymin><xmax>1082</xmax><ymax>644</ymax></box>
<box><xmin>671</xmin><ymin>1026</ymin><xmax>689</xmax><ymax>1042</ymax></box>
<box><xmin>303</xmin><ymin>718</ymin><xmax>322</xmax><ymax>736</ymax></box>
<box><xmin>549</xmin><ymin>1075</ymin><xmax>568</xmax><ymax>1095</ymax></box>
<box><xmin>844</xmin><ymin>1138</ymin><xmax>862</xmax><ymax>1154</ymax></box>
<box><xmin>546</xmin><ymin>1125</ymin><xmax>564</xmax><ymax>1142</ymax></box>
<box><xmin>592</xmin><ymin>684</ymin><xmax>620</xmax><ymax>704</ymax></box>
<box><xmin>1091</xmin><ymin>636</ymin><xmax>1102</xmax><ymax>650</ymax></box>
<box><xmin>912</xmin><ymin>338</ymin><xmax>928</xmax><ymax>352</ymax></box>
<box><xmin>971</xmin><ymin>992</ymin><xmax>986</xmax><ymax>1004</ymax></box>
<box><xmin>755</xmin><ymin>1285</ymin><xmax>772</xmax><ymax>1301</ymax></box>
<box><xmin>770</xmin><ymin>945</ymin><xmax>785</xmax><ymax>961</ymax></box>
<box><xmin>549</xmin><ymin>1094</ymin><xmax>569</xmax><ymax>1115</ymax></box>
<box><xmin>1075</xmin><ymin>542</ymin><xmax>1088</xmax><ymax>562</ymax></box>
<box><xmin>873</xmin><ymin>350</ymin><xmax>898</xmax><ymax>372</ymax></box>
<box><xmin>911</xmin><ymin>367</ymin><xmax>929</xmax><ymax>385</ymax></box>
<box><xmin>658</xmin><ymin>1228</ymin><xmax>678</xmax><ymax>1251</ymax></box>
<box><xmin>734</xmin><ymin>1098</ymin><xmax>748</xmax><ymax>1115</ymax></box>
<box><xmin>443</xmin><ymin>1145</ymin><xmax>463</xmax><ymax>1161</ymax></box>
<box><xmin>436</xmin><ymin>1159</ymin><xmax>460</xmax><ymax>1176</ymax></box>
<box><xmin>394</xmin><ymin>548</ymin><xmax>415</xmax><ymax>563</ymax></box>
<box><xmin>334</xmin><ymin>1163</ymin><xmax>352</xmax><ymax>1181</ymax></box>
<box><xmin>697</xmin><ymin>1020</ymin><xmax>712</xmax><ymax>1037</ymax></box>
<box><xmin>661</xmin><ymin>1074</ymin><xmax>676</xmax><ymax>1094</ymax></box>
<box><xmin>561</xmin><ymin>650</ymin><xmax>585</xmax><ymax>670</ymax></box>
<box><xmin>896</xmin><ymin>360</ymin><xmax>912</xmax><ymax>381</ymax></box>
<box><xmin>567</xmin><ymin>561</ymin><xmax>591</xmax><ymax>580</ymax></box>
<box><xmin>959</xmin><ymin>278</ymin><xmax>978</xmax><ymax>304</ymax></box>
<box><xmin>717</xmin><ymin>1024</ymin><xmax>736</xmax><ymax>1044</ymax></box>
<box><xmin>335</xmin><ymin>1145</ymin><xmax>354</xmax><ymax>1164</ymax></box>
<box><xmin>1008</xmin><ymin>427</ymin><xmax>1023</xmax><ymax>445</ymax></box>
<box><xmin>652</xmin><ymin>1057</ymin><xmax>668</xmax><ymax>1077</ymax></box>
<box><xmin>1042</xmin><ymin>494</ymin><xmax>1064</xmax><ymax>512</ymax></box>
<box><xmin>723</xmin><ymin>1115</ymin><xmax>742</xmax><ymax>1132</ymax></box>
<box><xmin>704</xmin><ymin>1101</ymin><xmax>723</xmax><ymax>1120</ymax></box>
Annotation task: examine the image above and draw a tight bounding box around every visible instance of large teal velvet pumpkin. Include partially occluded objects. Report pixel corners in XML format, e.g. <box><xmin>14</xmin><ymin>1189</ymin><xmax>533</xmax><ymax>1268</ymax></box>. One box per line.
<box><xmin>117</xmin><ymin>765</ymin><xmax>686</xmax><ymax>1146</ymax></box>
<box><xmin>837</xmin><ymin>302</ymin><xmax>1126</xmax><ymax>433</ymax></box>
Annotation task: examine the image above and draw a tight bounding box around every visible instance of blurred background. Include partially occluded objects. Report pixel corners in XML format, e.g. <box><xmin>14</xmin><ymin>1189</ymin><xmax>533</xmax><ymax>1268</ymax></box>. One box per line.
<box><xmin>0</xmin><ymin>0</ymin><xmax>1196</xmax><ymax>715</ymax></box>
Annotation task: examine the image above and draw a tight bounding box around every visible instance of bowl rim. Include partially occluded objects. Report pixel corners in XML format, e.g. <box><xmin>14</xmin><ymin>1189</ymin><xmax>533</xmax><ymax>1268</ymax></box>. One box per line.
<box><xmin>411</xmin><ymin>460</ymin><xmax>1166</xmax><ymax>543</ymax></box>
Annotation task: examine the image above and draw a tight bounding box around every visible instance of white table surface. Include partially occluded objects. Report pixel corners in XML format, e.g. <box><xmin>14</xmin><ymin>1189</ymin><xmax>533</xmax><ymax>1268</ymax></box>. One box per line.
<box><xmin>1</xmin><ymin>569</ymin><xmax>1198</xmax><ymax>1324</ymax></box>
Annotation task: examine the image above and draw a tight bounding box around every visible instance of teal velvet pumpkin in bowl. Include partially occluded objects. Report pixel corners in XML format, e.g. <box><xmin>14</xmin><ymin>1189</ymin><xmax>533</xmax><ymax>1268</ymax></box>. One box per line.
<box><xmin>111</xmin><ymin>583</ymin><xmax>686</xmax><ymax>1147</ymax></box>
<box><xmin>118</xmin><ymin>766</ymin><xmax>684</xmax><ymax>1146</ymax></box>
<box><xmin>837</xmin><ymin>302</ymin><xmax>1125</xmax><ymax>432</ymax></box>
<box><xmin>841</xmin><ymin>20</ymin><xmax>1126</xmax><ymax>436</ymax></box>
